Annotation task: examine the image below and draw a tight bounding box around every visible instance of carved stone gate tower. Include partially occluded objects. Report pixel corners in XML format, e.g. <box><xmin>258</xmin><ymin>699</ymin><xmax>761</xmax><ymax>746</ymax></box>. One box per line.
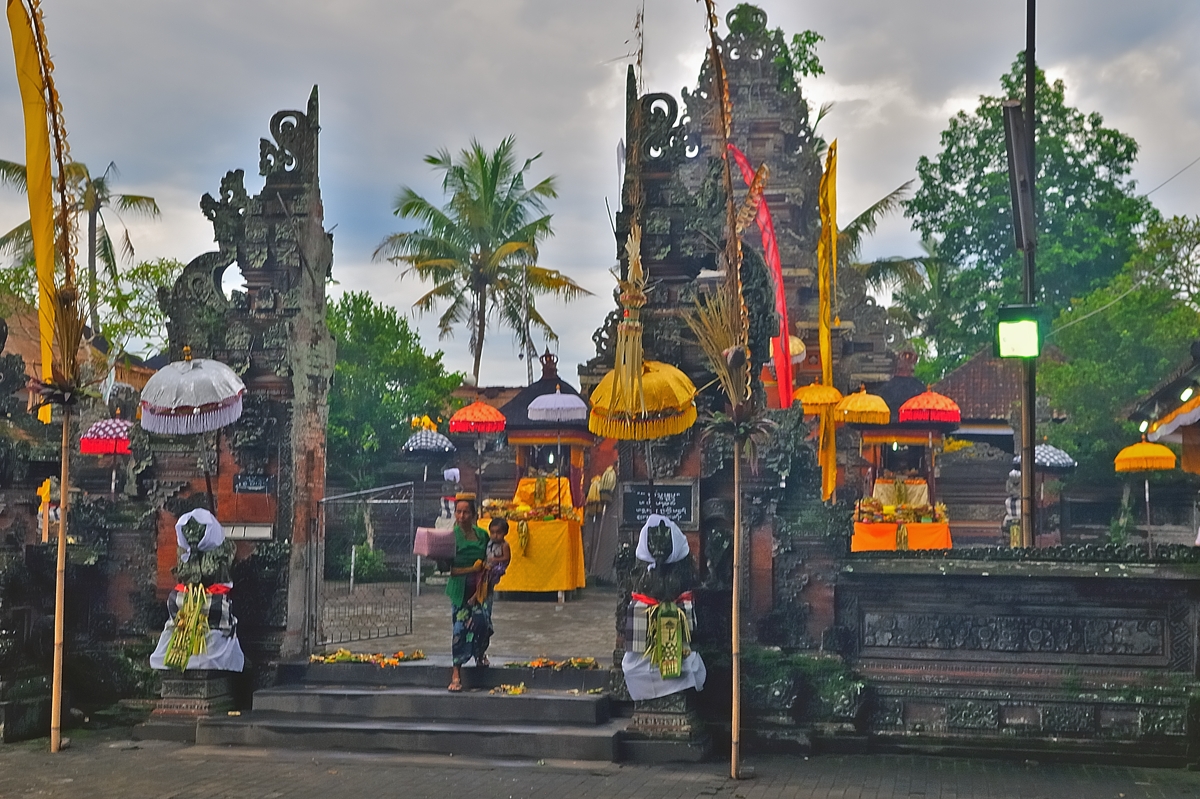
<box><xmin>154</xmin><ymin>88</ymin><xmax>335</xmax><ymax>664</ymax></box>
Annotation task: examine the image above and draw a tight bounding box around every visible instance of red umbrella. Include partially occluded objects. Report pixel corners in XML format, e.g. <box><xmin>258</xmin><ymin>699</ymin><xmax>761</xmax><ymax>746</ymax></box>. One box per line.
<box><xmin>898</xmin><ymin>390</ymin><xmax>961</xmax><ymax>424</ymax></box>
<box><xmin>80</xmin><ymin>416</ymin><xmax>134</xmax><ymax>494</ymax></box>
<box><xmin>80</xmin><ymin>417</ymin><xmax>133</xmax><ymax>456</ymax></box>
<box><xmin>449</xmin><ymin>402</ymin><xmax>506</xmax><ymax>496</ymax></box>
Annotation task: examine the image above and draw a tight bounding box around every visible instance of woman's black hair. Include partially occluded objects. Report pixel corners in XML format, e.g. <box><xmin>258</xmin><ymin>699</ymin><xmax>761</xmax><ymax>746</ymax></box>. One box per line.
<box><xmin>455</xmin><ymin>497</ymin><xmax>477</xmax><ymax>515</ymax></box>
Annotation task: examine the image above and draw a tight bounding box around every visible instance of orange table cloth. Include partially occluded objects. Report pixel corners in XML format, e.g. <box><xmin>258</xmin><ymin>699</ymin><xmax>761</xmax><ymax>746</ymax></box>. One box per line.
<box><xmin>481</xmin><ymin>517</ymin><xmax>585</xmax><ymax>593</ymax></box>
<box><xmin>851</xmin><ymin>521</ymin><xmax>952</xmax><ymax>552</ymax></box>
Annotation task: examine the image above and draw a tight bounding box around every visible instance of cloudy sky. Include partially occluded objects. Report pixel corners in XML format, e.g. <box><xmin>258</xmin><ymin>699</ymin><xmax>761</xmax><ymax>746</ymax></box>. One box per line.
<box><xmin>2</xmin><ymin>1</ymin><xmax>1198</xmax><ymax>385</ymax></box>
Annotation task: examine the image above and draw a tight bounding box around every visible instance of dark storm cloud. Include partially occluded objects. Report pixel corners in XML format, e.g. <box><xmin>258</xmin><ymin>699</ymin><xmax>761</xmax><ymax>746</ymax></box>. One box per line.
<box><xmin>1</xmin><ymin>1</ymin><xmax>1197</xmax><ymax>383</ymax></box>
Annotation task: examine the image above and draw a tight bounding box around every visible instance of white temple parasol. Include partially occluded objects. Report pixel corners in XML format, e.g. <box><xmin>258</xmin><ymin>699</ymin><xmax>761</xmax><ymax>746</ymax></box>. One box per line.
<box><xmin>527</xmin><ymin>387</ymin><xmax>588</xmax><ymax>516</ymax></box>
<box><xmin>140</xmin><ymin>347</ymin><xmax>246</xmax><ymax>435</ymax></box>
<box><xmin>139</xmin><ymin>346</ymin><xmax>246</xmax><ymax>508</ymax></box>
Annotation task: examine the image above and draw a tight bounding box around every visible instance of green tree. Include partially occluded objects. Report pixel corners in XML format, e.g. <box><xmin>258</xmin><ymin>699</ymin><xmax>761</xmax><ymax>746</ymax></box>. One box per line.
<box><xmin>373</xmin><ymin>136</ymin><xmax>590</xmax><ymax>381</ymax></box>
<box><xmin>0</xmin><ymin>159</ymin><xmax>160</xmax><ymax>334</ymax></box>
<box><xmin>105</xmin><ymin>257</ymin><xmax>185</xmax><ymax>357</ymax></box>
<box><xmin>326</xmin><ymin>291</ymin><xmax>461</xmax><ymax>488</ymax></box>
<box><xmin>904</xmin><ymin>55</ymin><xmax>1155</xmax><ymax>377</ymax></box>
<box><xmin>1040</xmin><ymin>270</ymin><xmax>1200</xmax><ymax>482</ymax></box>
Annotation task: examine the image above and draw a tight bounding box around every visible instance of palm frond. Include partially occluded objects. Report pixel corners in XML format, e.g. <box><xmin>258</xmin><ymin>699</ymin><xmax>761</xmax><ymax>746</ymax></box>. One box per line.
<box><xmin>114</xmin><ymin>194</ymin><xmax>161</xmax><ymax>218</ymax></box>
<box><xmin>853</xmin><ymin>256</ymin><xmax>924</xmax><ymax>293</ymax></box>
<box><xmin>839</xmin><ymin>180</ymin><xmax>913</xmax><ymax>263</ymax></box>
<box><xmin>0</xmin><ymin>160</ymin><xmax>28</xmax><ymax>193</ymax></box>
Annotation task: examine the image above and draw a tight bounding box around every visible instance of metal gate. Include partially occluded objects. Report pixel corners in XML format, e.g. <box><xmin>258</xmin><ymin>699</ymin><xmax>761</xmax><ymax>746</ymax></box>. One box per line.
<box><xmin>317</xmin><ymin>482</ymin><xmax>417</xmax><ymax>646</ymax></box>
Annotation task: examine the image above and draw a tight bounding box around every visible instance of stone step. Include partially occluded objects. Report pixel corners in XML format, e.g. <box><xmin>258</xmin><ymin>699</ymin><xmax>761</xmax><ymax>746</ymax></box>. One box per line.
<box><xmin>279</xmin><ymin>659</ymin><xmax>612</xmax><ymax>693</ymax></box>
<box><xmin>197</xmin><ymin>711</ymin><xmax>626</xmax><ymax>761</ymax></box>
<box><xmin>253</xmin><ymin>684</ymin><xmax>610</xmax><ymax>725</ymax></box>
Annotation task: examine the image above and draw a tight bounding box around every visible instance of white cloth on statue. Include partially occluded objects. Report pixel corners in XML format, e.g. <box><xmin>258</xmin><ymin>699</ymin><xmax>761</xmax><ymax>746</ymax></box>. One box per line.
<box><xmin>621</xmin><ymin>650</ymin><xmax>706</xmax><ymax>700</ymax></box>
<box><xmin>634</xmin><ymin>514</ymin><xmax>689</xmax><ymax>570</ymax></box>
<box><xmin>150</xmin><ymin>627</ymin><xmax>245</xmax><ymax>671</ymax></box>
<box><xmin>175</xmin><ymin>508</ymin><xmax>225</xmax><ymax>562</ymax></box>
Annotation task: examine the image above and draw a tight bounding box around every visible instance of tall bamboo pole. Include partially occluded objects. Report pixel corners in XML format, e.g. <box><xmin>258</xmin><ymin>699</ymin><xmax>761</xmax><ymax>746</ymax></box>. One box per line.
<box><xmin>50</xmin><ymin>404</ymin><xmax>70</xmax><ymax>752</ymax></box>
<box><xmin>730</xmin><ymin>449</ymin><xmax>742</xmax><ymax>778</ymax></box>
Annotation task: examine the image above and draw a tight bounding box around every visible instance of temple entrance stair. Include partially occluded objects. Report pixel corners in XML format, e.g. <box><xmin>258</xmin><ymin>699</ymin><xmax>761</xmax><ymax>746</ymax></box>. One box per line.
<box><xmin>196</xmin><ymin>658</ymin><xmax>627</xmax><ymax>761</ymax></box>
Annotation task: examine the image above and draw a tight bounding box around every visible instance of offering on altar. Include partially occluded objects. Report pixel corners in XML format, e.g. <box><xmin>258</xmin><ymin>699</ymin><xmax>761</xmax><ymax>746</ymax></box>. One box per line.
<box><xmin>482</xmin><ymin>496</ymin><xmax>581</xmax><ymax>523</ymax></box>
<box><xmin>856</xmin><ymin>496</ymin><xmax>948</xmax><ymax>524</ymax></box>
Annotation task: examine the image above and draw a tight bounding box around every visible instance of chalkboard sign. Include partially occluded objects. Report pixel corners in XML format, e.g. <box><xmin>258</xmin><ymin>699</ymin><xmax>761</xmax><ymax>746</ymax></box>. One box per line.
<box><xmin>234</xmin><ymin>473</ymin><xmax>271</xmax><ymax>494</ymax></box>
<box><xmin>621</xmin><ymin>480</ymin><xmax>699</xmax><ymax>530</ymax></box>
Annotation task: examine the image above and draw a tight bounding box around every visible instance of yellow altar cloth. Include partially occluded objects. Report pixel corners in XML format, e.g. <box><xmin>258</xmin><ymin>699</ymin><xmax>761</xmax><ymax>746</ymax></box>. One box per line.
<box><xmin>512</xmin><ymin>476</ymin><xmax>574</xmax><ymax>509</ymax></box>
<box><xmin>481</xmin><ymin>517</ymin><xmax>586</xmax><ymax>593</ymax></box>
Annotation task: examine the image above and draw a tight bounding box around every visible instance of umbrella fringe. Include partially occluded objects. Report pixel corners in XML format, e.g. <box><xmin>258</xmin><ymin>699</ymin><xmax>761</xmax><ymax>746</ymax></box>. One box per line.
<box><xmin>141</xmin><ymin>398</ymin><xmax>244</xmax><ymax>436</ymax></box>
<box><xmin>587</xmin><ymin>405</ymin><xmax>697</xmax><ymax>440</ymax></box>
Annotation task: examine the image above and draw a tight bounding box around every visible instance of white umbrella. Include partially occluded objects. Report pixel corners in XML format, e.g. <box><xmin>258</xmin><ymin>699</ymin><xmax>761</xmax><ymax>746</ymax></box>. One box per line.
<box><xmin>527</xmin><ymin>387</ymin><xmax>588</xmax><ymax>516</ymax></box>
<box><xmin>140</xmin><ymin>348</ymin><xmax>246</xmax><ymax>435</ymax></box>
<box><xmin>527</xmin><ymin>387</ymin><xmax>588</xmax><ymax>422</ymax></box>
<box><xmin>139</xmin><ymin>347</ymin><xmax>246</xmax><ymax>508</ymax></box>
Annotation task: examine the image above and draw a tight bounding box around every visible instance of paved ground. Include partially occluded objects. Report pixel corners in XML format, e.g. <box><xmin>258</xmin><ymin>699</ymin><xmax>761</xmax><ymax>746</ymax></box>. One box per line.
<box><xmin>3</xmin><ymin>732</ymin><xmax>1200</xmax><ymax>798</ymax></box>
<box><xmin>345</xmin><ymin>584</ymin><xmax>618</xmax><ymax>662</ymax></box>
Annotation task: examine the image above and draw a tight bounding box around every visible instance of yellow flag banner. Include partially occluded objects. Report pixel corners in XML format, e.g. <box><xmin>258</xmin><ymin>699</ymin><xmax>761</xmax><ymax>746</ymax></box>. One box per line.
<box><xmin>6</xmin><ymin>0</ymin><xmax>55</xmax><ymax>423</ymax></box>
<box><xmin>816</xmin><ymin>141</ymin><xmax>838</xmax><ymax>500</ymax></box>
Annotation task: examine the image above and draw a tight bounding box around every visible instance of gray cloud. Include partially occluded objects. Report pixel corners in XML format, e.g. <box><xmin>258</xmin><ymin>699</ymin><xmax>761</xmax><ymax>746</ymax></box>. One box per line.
<box><xmin>1</xmin><ymin>1</ymin><xmax>1197</xmax><ymax>385</ymax></box>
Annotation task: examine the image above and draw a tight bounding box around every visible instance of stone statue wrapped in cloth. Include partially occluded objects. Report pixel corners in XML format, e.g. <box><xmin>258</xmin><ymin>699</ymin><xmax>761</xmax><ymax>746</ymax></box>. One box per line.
<box><xmin>150</xmin><ymin>509</ymin><xmax>245</xmax><ymax>672</ymax></box>
<box><xmin>621</xmin><ymin>514</ymin><xmax>707</xmax><ymax>700</ymax></box>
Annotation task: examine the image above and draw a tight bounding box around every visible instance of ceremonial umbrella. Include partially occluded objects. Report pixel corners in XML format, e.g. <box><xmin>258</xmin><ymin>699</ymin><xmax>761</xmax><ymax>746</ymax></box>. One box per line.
<box><xmin>588</xmin><ymin>361</ymin><xmax>697</xmax><ymax>441</ymax></box>
<box><xmin>80</xmin><ymin>415</ymin><xmax>133</xmax><ymax>495</ymax></box>
<box><xmin>1015</xmin><ymin>443</ymin><xmax>1077</xmax><ymax>472</ymax></box>
<box><xmin>898</xmin><ymin>390</ymin><xmax>961</xmax><ymax>425</ymax></box>
<box><xmin>140</xmin><ymin>346</ymin><xmax>246</xmax><ymax>508</ymax></box>
<box><xmin>834</xmin><ymin>387</ymin><xmax>891</xmax><ymax>425</ymax></box>
<box><xmin>402</xmin><ymin>429</ymin><xmax>456</xmax><ymax>482</ymax></box>
<box><xmin>1115</xmin><ymin>437</ymin><xmax>1177</xmax><ymax>554</ymax></box>
<box><xmin>793</xmin><ymin>381</ymin><xmax>843</xmax><ymax>416</ymax></box>
<box><xmin>449</xmin><ymin>401</ymin><xmax>506</xmax><ymax>495</ymax></box>
<box><xmin>528</xmin><ymin>387</ymin><xmax>588</xmax><ymax>516</ymax></box>
<box><xmin>402</xmin><ymin>429</ymin><xmax>456</xmax><ymax>454</ymax></box>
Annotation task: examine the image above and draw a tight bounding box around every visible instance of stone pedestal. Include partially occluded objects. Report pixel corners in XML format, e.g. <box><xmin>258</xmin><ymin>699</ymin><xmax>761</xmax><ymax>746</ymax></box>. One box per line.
<box><xmin>623</xmin><ymin>691</ymin><xmax>711</xmax><ymax>762</ymax></box>
<box><xmin>134</xmin><ymin>670</ymin><xmax>235</xmax><ymax>742</ymax></box>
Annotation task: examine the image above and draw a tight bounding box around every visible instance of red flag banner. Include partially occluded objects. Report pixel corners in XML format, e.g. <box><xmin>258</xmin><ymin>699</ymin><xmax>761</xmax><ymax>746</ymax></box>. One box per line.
<box><xmin>727</xmin><ymin>144</ymin><xmax>792</xmax><ymax>408</ymax></box>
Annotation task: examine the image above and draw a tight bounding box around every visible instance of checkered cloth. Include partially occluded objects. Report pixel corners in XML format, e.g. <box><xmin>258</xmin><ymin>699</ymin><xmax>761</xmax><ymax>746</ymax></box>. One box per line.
<box><xmin>166</xmin><ymin>584</ymin><xmax>237</xmax><ymax>635</ymax></box>
<box><xmin>625</xmin><ymin>592</ymin><xmax>696</xmax><ymax>653</ymax></box>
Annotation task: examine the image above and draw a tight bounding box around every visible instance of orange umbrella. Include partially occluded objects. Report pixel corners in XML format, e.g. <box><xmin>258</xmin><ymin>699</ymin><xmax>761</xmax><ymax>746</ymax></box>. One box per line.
<box><xmin>898</xmin><ymin>390</ymin><xmax>961</xmax><ymax>424</ymax></box>
<box><xmin>448</xmin><ymin>401</ymin><xmax>506</xmax><ymax>434</ymax></box>
<box><xmin>793</xmin><ymin>381</ymin><xmax>842</xmax><ymax>415</ymax></box>
<box><xmin>834</xmin><ymin>387</ymin><xmax>890</xmax><ymax>425</ymax></box>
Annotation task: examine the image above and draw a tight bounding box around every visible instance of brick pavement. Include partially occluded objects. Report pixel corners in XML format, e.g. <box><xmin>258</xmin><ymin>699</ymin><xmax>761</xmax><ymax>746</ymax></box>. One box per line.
<box><xmin>3</xmin><ymin>732</ymin><xmax>1200</xmax><ymax>799</ymax></box>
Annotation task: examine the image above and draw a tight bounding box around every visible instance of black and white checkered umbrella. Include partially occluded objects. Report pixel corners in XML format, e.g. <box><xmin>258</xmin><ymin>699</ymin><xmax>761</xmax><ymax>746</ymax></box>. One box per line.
<box><xmin>1014</xmin><ymin>443</ymin><xmax>1077</xmax><ymax>472</ymax></box>
<box><xmin>402</xmin><ymin>429</ymin><xmax>456</xmax><ymax>453</ymax></box>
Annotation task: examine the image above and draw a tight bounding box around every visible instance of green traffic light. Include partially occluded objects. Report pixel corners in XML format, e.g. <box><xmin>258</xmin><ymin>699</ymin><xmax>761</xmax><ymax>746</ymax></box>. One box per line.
<box><xmin>997</xmin><ymin>318</ymin><xmax>1039</xmax><ymax>358</ymax></box>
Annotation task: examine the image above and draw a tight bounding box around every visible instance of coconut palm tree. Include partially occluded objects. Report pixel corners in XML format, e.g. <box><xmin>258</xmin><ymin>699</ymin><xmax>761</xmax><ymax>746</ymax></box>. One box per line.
<box><xmin>0</xmin><ymin>159</ymin><xmax>160</xmax><ymax>333</ymax></box>
<box><xmin>373</xmin><ymin>136</ymin><xmax>590</xmax><ymax>382</ymax></box>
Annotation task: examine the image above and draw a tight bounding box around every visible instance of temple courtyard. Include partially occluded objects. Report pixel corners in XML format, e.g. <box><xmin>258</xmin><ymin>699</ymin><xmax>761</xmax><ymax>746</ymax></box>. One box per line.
<box><xmin>1</xmin><ymin>733</ymin><xmax>1197</xmax><ymax>799</ymax></box>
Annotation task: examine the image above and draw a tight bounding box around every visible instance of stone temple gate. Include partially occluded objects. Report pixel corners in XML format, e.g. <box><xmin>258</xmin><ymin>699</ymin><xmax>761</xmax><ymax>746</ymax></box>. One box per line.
<box><xmin>150</xmin><ymin>87</ymin><xmax>335</xmax><ymax>670</ymax></box>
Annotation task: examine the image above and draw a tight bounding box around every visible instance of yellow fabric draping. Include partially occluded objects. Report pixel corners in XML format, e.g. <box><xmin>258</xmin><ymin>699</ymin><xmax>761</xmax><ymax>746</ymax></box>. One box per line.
<box><xmin>482</xmin><ymin>518</ymin><xmax>586</xmax><ymax>593</ymax></box>
<box><xmin>7</xmin><ymin>0</ymin><xmax>55</xmax><ymax>423</ymax></box>
<box><xmin>851</xmin><ymin>521</ymin><xmax>952</xmax><ymax>552</ymax></box>
<box><xmin>872</xmin><ymin>479</ymin><xmax>930</xmax><ymax>507</ymax></box>
<box><xmin>513</xmin><ymin>476</ymin><xmax>573</xmax><ymax>509</ymax></box>
<box><xmin>816</xmin><ymin>140</ymin><xmax>838</xmax><ymax>501</ymax></box>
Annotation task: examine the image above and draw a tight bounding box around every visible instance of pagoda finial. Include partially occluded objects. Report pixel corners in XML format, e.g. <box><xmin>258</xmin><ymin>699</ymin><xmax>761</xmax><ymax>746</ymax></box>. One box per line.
<box><xmin>540</xmin><ymin>349</ymin><xmax>558</xmax><ymax>381</ymax></box>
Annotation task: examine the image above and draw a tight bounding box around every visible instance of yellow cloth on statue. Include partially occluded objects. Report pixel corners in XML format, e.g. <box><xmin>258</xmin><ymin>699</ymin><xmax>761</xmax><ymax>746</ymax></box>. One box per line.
<box><xmin>481</xmin><ymin>517</ymin><xmax>585</xmax><ymax>593</ymax></box>
<box><xmin>513</xmin><ymin>477</ymin><xmax>573</xmax><ymax>509</ymax></box>
<box><xmin>872</xmin><ymin>479</ymin><xmax>929</xmax><ymax>507</ymax></box>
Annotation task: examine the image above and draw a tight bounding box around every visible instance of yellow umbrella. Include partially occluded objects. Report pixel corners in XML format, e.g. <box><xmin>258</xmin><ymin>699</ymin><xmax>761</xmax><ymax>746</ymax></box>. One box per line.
<box><xmin>834</xmin><ymin>387</ymin><xmax>890</xmax><ymax>425</ymax></box>
<box><xmin>1114</xmin><ymin>437</ymin><xmax>1177</xmax><ymax>554</ymax></box>
<box><xmin>1114</xmin><ymin>439</ymin><xmax>1176</xmax><ymax>472</ymax></box>
<box><xmin>793</xmin><ymin>381</ymin><xmax>843</xmax><ymax>415</ymax></box>
<box><xmin>588</xmin><ymin>361</ymin><xmax>697</xmax><ymax>441</ymax></box>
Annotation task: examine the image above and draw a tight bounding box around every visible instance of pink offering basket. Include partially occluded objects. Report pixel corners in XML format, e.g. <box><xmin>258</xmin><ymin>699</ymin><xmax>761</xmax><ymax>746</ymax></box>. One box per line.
<box><xmin>413</xmin><ymin>527</ymin><xmax>456</xmax><ymax>560</ymax></box>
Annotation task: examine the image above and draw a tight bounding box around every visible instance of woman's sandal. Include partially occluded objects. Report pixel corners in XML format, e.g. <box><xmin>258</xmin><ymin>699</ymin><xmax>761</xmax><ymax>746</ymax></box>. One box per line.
<box><xmin>477</xmin><ymin>655</ymin><xmax>490</xmax><ymax>668</ymax></box>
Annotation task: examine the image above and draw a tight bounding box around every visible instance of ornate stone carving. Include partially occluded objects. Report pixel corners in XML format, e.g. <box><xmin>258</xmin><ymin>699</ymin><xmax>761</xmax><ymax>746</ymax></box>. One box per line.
<box><xmin>946</xmin><ymin>700</ymin><xmax>1000</xmax><ymax>730</ymax></box>
<box><xmin>861</xmin><ymin>611</ymin><xmax>1165</xmax><ymax>657</ymax></box>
